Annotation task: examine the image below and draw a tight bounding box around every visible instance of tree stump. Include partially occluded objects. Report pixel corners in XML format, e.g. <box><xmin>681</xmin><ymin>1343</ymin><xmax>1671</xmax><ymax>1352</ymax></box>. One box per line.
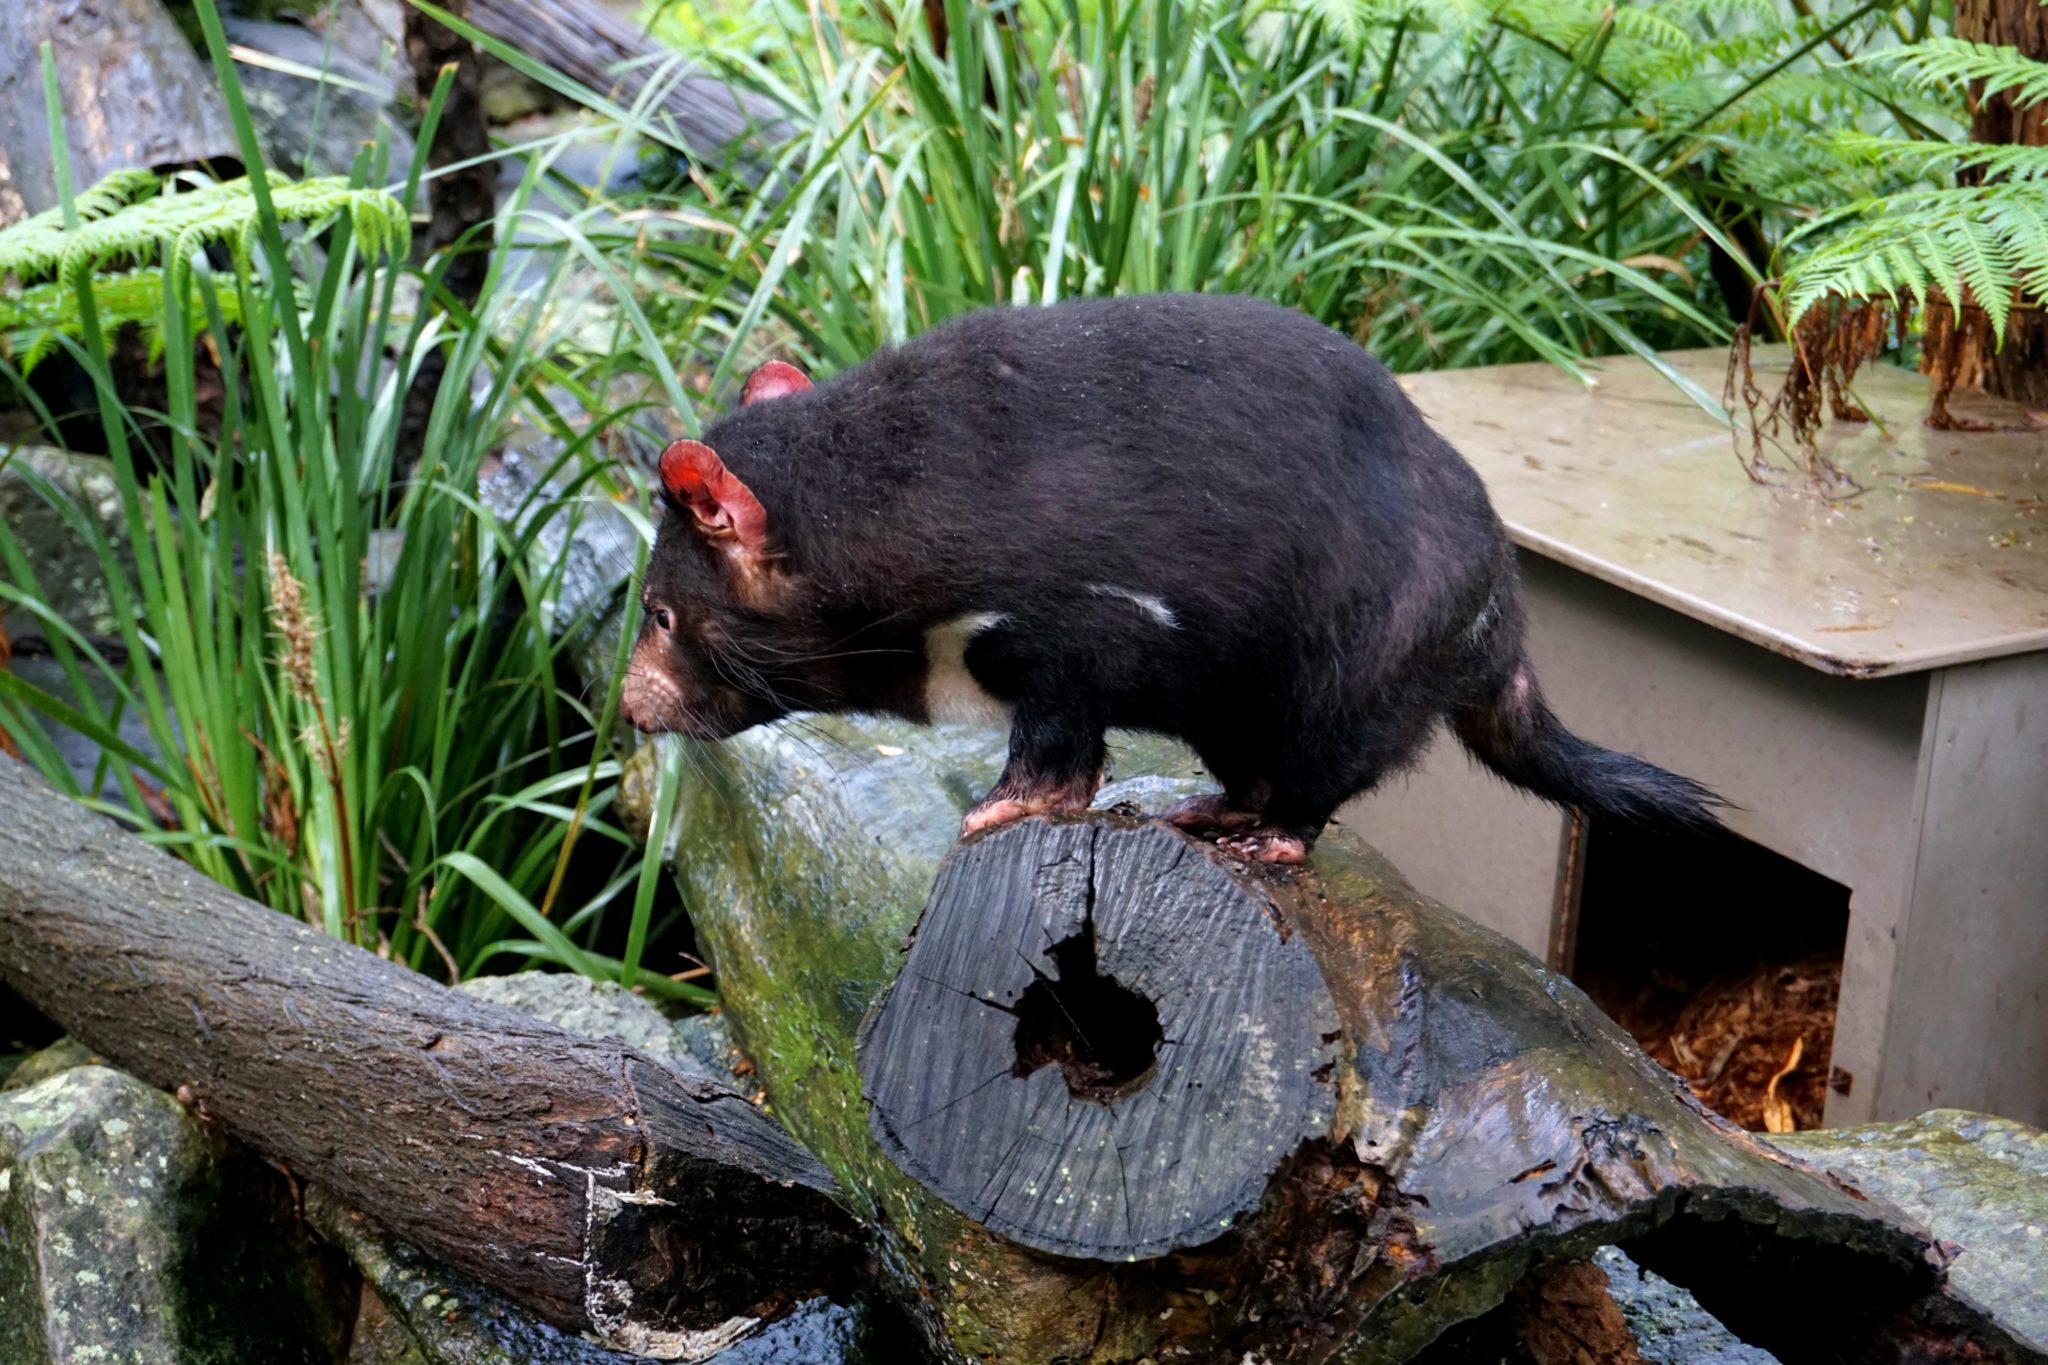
<box><xmin>646</xmin><ymin>717</ymin><xmax>2046</xmax><ymax>1364</ymax></box>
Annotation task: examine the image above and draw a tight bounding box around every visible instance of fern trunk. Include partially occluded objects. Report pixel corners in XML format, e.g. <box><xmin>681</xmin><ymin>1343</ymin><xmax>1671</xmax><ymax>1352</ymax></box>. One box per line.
<box><xmin>1941</xmin><ymin>0</ymin><xmax>2048</xmax><ymax>408</ymax></box>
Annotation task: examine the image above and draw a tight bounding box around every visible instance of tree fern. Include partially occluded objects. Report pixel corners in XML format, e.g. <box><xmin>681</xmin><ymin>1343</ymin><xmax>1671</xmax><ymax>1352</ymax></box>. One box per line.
<box><xmin>1830</xmin><ymin>130</ymin><xmax>2048</xmax><ymax>181</ymax></box>
<box><xmin>1863</xmin><ymin>36</ymin><xmax>2048</xmax><ymax>108</ymax></box>
<box><xmin>1780</xmin><ymin>43</ymin><xmax>2048</xmax><ymax>344</ymax></box>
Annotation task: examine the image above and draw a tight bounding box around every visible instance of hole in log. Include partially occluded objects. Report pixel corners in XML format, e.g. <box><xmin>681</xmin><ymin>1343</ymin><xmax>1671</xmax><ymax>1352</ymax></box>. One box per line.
<box><xmin>1009</xmin><ymin>927</ymin><xmax>1162</xmax><ymax>1103</ymax></box>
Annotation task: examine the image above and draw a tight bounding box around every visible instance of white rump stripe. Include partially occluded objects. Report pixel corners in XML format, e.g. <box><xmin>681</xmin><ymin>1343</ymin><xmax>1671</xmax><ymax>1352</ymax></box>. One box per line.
<box><xmin>924</xmin><ymin>613</ymin><xmax>1013</xmax><ymax>727</ymax></box>
<box><xmin>1088</xmin><ymin>584</ymin><xmax>1179</xmax><ymax>630</ymax></box>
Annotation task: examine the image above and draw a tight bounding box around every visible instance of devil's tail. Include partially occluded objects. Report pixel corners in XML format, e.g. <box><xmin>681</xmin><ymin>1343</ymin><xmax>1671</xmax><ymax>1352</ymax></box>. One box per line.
<box><xmin>1451</xmin><ymin>658</ymin><xmax>1723</xmax><ymax>830</ymax></box>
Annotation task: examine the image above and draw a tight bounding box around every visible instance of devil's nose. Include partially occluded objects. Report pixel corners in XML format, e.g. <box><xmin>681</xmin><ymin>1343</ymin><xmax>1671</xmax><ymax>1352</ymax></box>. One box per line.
<box><xmin>620</xmin><ymin>696</ymin><xmax>666</xmax><ymax>735</ymax></box>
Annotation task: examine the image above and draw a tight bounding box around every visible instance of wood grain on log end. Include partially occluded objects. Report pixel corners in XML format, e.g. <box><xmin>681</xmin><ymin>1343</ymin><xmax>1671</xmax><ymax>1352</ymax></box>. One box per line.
<box><xmin>858</xmin><ymin>816</ymin><xmax>1340</xmax><ymax>1260</ymax></box>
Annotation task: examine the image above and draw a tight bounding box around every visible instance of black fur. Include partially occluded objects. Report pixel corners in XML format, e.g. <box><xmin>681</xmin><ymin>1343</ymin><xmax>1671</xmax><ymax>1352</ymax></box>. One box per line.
<box><xmin>625</xmin><ymin>293</ymin><xmax>1721</xmax><ymax>846</ymax></box>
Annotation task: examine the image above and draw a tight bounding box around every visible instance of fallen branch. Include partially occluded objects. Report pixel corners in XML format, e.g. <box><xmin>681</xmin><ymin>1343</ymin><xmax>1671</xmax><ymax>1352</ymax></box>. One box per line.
<box><xmin>0</xmin><ymin>754</ymin><xmax>858</xmax><ymax>1359</ymax></box>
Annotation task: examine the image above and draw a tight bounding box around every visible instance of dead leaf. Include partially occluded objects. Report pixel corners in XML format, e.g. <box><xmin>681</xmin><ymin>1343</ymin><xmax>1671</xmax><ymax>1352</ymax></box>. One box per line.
<box><xmin>1761</xmin><ymin>1036</ymin><xmax>1806</xmax><ymax>1134</ymax></box>
<box><xmin>1908</xmin><ymin>478</ymin><xmax>2005</xmax><ymax>498</ymax></box>
<box><xmin>133</xmin><ymin>773</ymin><xmax>180</xmax><ymax>830</ymax></box>
<box><xmin>1621</xmin><ymin>253</ymin><xmax>1693</xmax><ymax>284</ymax></box>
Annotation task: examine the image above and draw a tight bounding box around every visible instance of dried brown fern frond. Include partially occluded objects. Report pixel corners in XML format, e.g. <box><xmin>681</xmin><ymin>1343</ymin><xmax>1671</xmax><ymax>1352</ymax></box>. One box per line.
<box><xmin>1725</xmin><ymin>293</ymin><xmax>1888</xmax><ymax>491</ymax></box>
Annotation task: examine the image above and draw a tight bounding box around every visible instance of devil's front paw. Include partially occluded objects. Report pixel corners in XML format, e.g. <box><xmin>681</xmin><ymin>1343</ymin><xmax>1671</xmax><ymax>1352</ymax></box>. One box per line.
<box><xmin>1217</xmin><ymin>826</ymin><xmax>1310</xmax><ymax>865</ymax></box>
<box><xmin>959</xmin><ymin>771</ymin><xmax>1104</xmax><ymax>839</ymax></box>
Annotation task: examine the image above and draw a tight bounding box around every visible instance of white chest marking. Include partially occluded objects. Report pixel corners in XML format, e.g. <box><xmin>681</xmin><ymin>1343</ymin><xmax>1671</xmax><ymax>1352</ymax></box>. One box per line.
<box><xmin>1088</xmin><ymin>583</ymin><xmax>1180</xmax><ymax>630</ymax></box>
<box><xmin>924</xmin><ymin>613</ymin><xmax>1013</xmax><ymax>728</ymax></box>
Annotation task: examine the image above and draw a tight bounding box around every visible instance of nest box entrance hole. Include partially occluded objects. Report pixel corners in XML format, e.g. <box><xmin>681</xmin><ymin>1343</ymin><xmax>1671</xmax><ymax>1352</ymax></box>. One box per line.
<box><xmin>1567</xmin><ymin>821</ymin><xmax>1850</xmax><ymax>1133</ymax></box>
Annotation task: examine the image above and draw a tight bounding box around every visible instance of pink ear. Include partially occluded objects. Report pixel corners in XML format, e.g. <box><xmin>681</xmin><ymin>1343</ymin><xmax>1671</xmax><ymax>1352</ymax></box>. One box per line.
<box><xmin>741</xmin><ymin>360</ymin><xmax>812</xmax><ymax>407</ymax></box>
<box><xmin>658</xmin><ymin>439</ymin><xmax>769</xmax><ymax>561</ymax></box>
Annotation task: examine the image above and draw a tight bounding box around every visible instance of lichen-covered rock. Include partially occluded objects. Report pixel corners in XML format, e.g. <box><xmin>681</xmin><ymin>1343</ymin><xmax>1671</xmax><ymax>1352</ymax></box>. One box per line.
<box><xmin>0</xmin><ymin>1037</ymin><xmax>98</xmax><ymax>1093</ymax></box>
<box><xmin>1593</xmin><ymin>1247</ymin><xmax>1777</xmax><ymax>1365</ymax></box>
<box><xmin>0</xmin><ymin>448</ymin><xmax>128</xmax><ymax>638</ymax></box>
<box><xmin>1773</xmin><ymin>1110</ymin><xmax>2047</xmax><ymax>1351</ymax></box>
<box><xmin>0</xmin><ymin>1062</ymin><xmax>356</xmax><ymax>1363</ymax></box>
<box><xmin>455</xmin><ymin>972</ymin><xmax>735</xmax><ymax>1084</ymax></box>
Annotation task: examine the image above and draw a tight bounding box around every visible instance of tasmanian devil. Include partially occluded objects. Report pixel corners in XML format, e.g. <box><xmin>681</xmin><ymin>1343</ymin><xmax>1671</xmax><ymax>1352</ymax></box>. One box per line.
<box><xmin>619</xmin><ymin>293</ymin><xmax>1721</xmax><ymax>862</ymax></box>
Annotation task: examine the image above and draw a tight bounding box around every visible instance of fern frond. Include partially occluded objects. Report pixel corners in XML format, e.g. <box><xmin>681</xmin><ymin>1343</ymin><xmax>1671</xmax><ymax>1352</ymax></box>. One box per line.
<box><xmin>0</xmin><ymin>268</ymin><xmax>247</xmax><ymax>375</ymax></box>
<box><xmin>0</xmin><ymin>169</ymin><xmax>166</xmax><ymax>280</ymax></box>
<box><xmin>72</xmin><ymin>167</ymin><xmax>165</xmax><ymax>222</ymax></box>
<box><xmin>1985</xmin><ymin>188</ymin><xmax>2048</xmax><ymax>300</ymax></box>
<box><xmin>1863</xmin><ymin>39</ymin><xmax>2048</xmax><ymax>109</ymax></box>
<box><xmin>1608</xmin><ymin>6</ymin><xmax>1692</xmax><ymax>52</ymax></box>
<box><xmin>1829</xmin><ymin>132</ymin><xmax>2048</xmax><ymax>182</ymax></box>
<box><xmin>1287</xmin><ymin>0</ymin><xmax>1373</xmax><ymax>45</ymax></box>
<box><xmin>0</xmin><ymin>170</ymin><xmax>400</xmax><ymax>375</ymax></box>
<box><xmin>1784</xmin><ymin>182</ymin><xmax>2048</xmax><ymax>344</ymax></box>
<box><xmin>0</xmin><ymin>171</ymin><xmax>410</xmax><ymax>287</ymax></box>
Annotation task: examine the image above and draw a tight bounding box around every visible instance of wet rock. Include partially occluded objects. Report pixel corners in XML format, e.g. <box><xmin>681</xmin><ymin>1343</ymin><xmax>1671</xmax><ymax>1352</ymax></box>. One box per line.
<box><xmin>0</xmin><ymin>450</ymin><xmax>161</xmax><ymax>798</ymax></box>
<box><xmin>0</xmin><ymin>1038</ymin><xmax>99</xmax><ymax>1093</ymax></box>
<box><xmin>1773</xmin><ymin>1110</ymin><xmax>2048</xmax><ymax>1350</ymax></box>
<box><xmin>0</xmin><ymin>1062</ymin><xmax>356</xmax><ymax>1363</ymax></box>
<box><xmin>314</xmin><ymin>1191</ymin><xmax>645</xmax><ymax>1365</ymax></box>
<box><xmin>0</xmin><ymin>448</ymin><xmax>128</xmax><ymax>639</ymax></box>
<box><xmin>0</xmin><ymin>0</ymin><xmax>238</xmax><ymax>225</ymax></box>
<box><xmin>225</xmin><ymin>13</ymin><xmax>417</xmax><ymax>187</ymax></box>
<box><xmin>456</xmin><ymin>972</ymin><xmax>734</xmax><ymax>1083</ymax></box>
<box><xmin>347</xmin><ymin>1285</ymin><xmax>436</xmax><ymax>1364</ymax></box>
<box><xmin>1593</xmin><ymin>1246</ymin><xmax>1778</xmax><ymax>1364</ymax></box>
<box><xmin>480</xmin><ymin>424</ymin><xmax>647</xmax><ymax>640</ymax></box>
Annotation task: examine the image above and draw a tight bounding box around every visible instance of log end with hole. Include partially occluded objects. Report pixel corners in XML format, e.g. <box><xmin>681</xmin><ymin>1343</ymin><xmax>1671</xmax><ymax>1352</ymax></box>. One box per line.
<box><xmin>859</xmin><ymin>815</ymin><xmax>1339</xmax><ymax>1260</ymax></box>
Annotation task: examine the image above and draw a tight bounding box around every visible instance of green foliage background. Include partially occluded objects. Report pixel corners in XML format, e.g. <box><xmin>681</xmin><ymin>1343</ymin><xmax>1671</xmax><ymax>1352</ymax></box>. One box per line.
<box><xmin>2</xmin><ymin>0</ymin><xmax>2041</xmax><ymax>992</ymax></box>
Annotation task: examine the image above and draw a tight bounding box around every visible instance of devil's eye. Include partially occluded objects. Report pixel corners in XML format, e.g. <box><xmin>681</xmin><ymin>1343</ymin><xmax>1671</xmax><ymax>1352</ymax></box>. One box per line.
<box><xmin>653</xmin><ymin>608</ymin><xmax>674</xmax><ymax>631</ymax></box>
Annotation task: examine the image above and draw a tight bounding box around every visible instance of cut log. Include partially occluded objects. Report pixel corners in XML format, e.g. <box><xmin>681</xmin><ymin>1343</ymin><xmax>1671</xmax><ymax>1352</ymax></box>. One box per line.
<box><xmin>647</xmin><ymin>717</ymin><xmax>2045</xmax><ymax>1364</ymax></box>
<box><xmin>0</xmin><ymin>754</ymin><xmax>859</xmax><ymax>1360</ymax></box>
<box><xmin>860</xmin><ymin>817</ymin><xmax>1341</xmax><ymax>1261</ymax></box>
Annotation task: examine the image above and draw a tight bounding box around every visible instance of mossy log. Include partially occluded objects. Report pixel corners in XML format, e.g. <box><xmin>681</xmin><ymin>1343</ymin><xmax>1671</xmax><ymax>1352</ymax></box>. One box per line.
<box><xmin>646</xmin><ymin>717</ymin><xmax>2043</xmax><ymax>1364</ymax></box>
<box><xmin>0</xmin><ymin>754</ymin><xmax>858</xmax><ymax>1361</ymax></box>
